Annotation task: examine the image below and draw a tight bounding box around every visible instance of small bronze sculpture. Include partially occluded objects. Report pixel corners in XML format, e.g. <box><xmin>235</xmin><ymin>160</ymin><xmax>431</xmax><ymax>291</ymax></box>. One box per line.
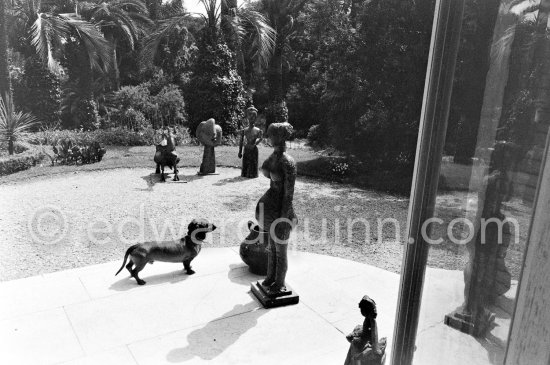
<box><xmin>239</xmin><ymin>221</ymin><xmax>269</xmax><ymax>275</ymax></box>
<box><xmin>250</xmin><ymin>122</ymin><xmax>299</xmax><ymax>308</ymax></box>
<box><xmin>154</xmin><ymin>128</ymin><xmax>180</xmax><ymax>182</ymax></box>
<box><xmin>344</xmin><ymin>296</ymin><xmax>387</xmax><ymax>365</ymax></box>
<box><xmin>238</xmin><ymin>106</ymin><xmax>263</xmax><ymax>178</ymax></box>
<box><xmin>196</xmin><ymin>118</ymin><xmax>222</xmax><ymax>175</ymax></box>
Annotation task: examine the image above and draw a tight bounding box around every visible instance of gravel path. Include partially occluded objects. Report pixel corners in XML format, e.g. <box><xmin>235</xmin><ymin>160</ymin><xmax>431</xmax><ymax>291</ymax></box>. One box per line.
<box><xmin>0</xmin><ymin>167</ymin><xmax>409</xmax><ymax>281</ymax></box>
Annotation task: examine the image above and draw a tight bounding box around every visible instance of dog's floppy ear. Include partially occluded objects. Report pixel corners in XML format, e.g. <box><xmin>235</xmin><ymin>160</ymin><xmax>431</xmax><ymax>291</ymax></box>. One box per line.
<box><xmin>187</xmin><ymin>220</ymin><xmax>198</xmax><ymax>235</ymax></box>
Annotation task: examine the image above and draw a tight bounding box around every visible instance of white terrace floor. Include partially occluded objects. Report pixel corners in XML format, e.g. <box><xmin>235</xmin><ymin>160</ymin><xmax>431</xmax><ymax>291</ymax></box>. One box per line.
<box><xmin>0</xmin><ymin>248</ymin><xmax>508</xmax><ymax>365</ymax></box>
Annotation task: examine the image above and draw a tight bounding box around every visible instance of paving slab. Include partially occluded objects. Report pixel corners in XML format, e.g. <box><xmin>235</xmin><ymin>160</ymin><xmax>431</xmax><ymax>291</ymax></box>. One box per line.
<box><xmin>0</xmin><ymin>308</ymin><xmax>84</xmax><ymax>365</ymax></box>
<box><xmin>0</xmin><ymin>247</ymin><xmax>511</xmax><ymax>365</ymax></box>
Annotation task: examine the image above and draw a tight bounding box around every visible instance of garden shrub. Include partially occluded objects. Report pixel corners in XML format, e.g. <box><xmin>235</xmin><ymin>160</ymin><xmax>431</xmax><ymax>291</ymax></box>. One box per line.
<box><xmin>110</xmin><ymin>82</ymin><xmax>186</xmax><ymax>128</ymax></box>
<box><xmin>307</xmin><ymin>124</ymin><xmax>324</xmax><ymax>147</ymax></box>
<box><xmin>111</xmin><ymin>108</ymin><xmax>150</xmax><ymax>131</ymax></box>
<box><xmin>30</xmin><ymin>127</ymin><xmax>192</xmax><ymax>147</ymax></box>
<box><xmin>185</xmin><ymin>42</ymin><xmax>246</xmax><ymax>136</ymax></box>
<box><xmin>74</xmin><ymin>99</ymin><xmax>100</xmax><ymax>130</ymax></box>
<box><xmin>0</xmin><ymin>146</ymin><xmax>45</xmax><ymax>176</ymax></box>
<box><xmin>155</xmin><ymin>84</ymin><xmax>187</xmax><ymax>125</ymax></box>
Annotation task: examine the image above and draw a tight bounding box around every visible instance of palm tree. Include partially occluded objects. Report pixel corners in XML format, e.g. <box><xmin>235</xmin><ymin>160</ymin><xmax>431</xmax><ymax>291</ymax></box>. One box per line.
<box><xmin>79</xmin><ymin>0</ymin><xmax>152</xmax><ymax>90</ymax></box>
<box><xmin>30</xmin><ymin>8</ymin><xmax>113</xmax><ymax>75</ymax></box>
<box><xmin>0</xmin><ymin>95</ymin><xmax>39</xmax><ymax>155</ymax></box>
<box><xmin>259</xmin><ymin>0</ymin><xmax>309</xmax><ymax>126</ymax></box>
<box><xmin>141</xmin><ymin>0</ymin><xmax>275</xmax><ymax>73</ymax></box>
<box><xmin>0</xmin><ymin>0</ymin><xmax>11</xmax><ymax>103</ymax></box>
<box><xmin>495</xmin><ymin>0</ymin><xmax>550</xmax><ymax>149</ymax></box>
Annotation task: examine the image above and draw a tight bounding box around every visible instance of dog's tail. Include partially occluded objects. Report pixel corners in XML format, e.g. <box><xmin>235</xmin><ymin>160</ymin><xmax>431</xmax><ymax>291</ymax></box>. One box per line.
<box><xmin>115</xmin><ymin>245</ymin><xmax>138</xmax><ymax>276</ymax></box>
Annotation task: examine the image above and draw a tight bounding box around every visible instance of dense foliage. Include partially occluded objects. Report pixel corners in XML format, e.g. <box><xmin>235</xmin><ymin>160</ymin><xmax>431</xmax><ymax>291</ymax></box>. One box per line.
<box><xmin>12</xmin><ymin>56</ymin><xmax>61</xmax><ymax>127</ymax></box>
<box><xmin>185</xmin><ymin>42</ymin><xmax>247</xmax><ymax>135</ymax></box>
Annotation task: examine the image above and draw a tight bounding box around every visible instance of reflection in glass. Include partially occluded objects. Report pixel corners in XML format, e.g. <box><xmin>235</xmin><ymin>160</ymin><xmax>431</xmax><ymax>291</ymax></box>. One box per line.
<box><xmin>413</xmin><ymin>1</ymin><xmax>550</xmax><ymax>364</ymax></box>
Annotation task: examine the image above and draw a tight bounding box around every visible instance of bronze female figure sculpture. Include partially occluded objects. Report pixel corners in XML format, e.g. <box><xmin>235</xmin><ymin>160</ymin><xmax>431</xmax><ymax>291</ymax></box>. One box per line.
<box><xmin>255</xmin><ymin>122</ymin><xmax>297</xmax><ymax>294</ymax></box>
<box><xmin>238</xmin><ymin>106</ymin><xmax>263</xmax><ymax>178</ymax></box>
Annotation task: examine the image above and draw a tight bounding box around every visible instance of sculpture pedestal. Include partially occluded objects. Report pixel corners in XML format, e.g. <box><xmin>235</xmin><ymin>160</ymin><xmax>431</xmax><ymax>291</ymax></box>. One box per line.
<box><xmin>197</xmin><ymin>172</ymin><xmax>220</xmax><ymax>176</ymax></box>
<box><xmin>199</xmin><ymin>146</ymin><xmax>216</xmax><ymax>174</ymax></box>
<box><xmin>444</xmin><ymin>307</ymin><xmax>495</xmax><ymax>337</ymax></box>
<box><xmin>250</xmin><ymin>281</ymin><xmax>299</xmax><ymax>308</ymax></box>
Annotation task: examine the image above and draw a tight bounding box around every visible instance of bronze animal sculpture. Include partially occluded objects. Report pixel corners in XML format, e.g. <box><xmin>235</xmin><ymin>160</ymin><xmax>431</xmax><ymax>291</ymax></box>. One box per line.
<box><xmin>154</xmin><ymin>129</ymin><xmax>180</xmax><ymax>182</ymax></box>
<box><xmin>115</xmin><ymin>219</ymin><xmax>217</xmax><ymax>285</ymax></box>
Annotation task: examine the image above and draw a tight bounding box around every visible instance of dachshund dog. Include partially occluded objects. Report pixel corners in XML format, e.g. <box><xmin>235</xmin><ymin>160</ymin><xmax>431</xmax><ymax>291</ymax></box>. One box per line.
<box><xmin>115</xmin><ymin>219</ymin><xmax>216</xmax><ymax>285</ymax></box>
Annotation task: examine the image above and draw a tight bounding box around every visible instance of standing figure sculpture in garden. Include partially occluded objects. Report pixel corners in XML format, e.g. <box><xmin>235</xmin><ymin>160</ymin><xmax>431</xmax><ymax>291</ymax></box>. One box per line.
<box><xmin>238</xmin><ymin>106</ymin><xmax>262</xmax><ymax>178</ymax></box>
<box><xmin>154</xmin><ymin>128</ymin><xmax>180</xmax><ymax>182</ymax></box>
<box><xmin>196</xmin><ymin>118</ymin><xmax>222</xmax><ymax>175</ymax></box>
<box><xmin>344</xmin><ymin>295</ymin><xmax>387</xmax><ymax>365</ymax></box>
<box><xmin>250</xmin><ymin>122</ymin><xmax>299</xmax><ymax>308</ymax></box>
<box><xmin>445</xmin><ymin>141</ymin><xmax>516</xmax><ymax>336</ymax></box>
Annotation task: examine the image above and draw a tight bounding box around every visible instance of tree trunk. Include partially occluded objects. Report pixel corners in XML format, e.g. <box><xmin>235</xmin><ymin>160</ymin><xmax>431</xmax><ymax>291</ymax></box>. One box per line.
<box><xmin>0</xmin><ymin>0</ymin><xmax>12</xmax><ymax>104</ymax></box>
<box><xmin>266</xmin><ymin>41</ymin><xmax>286</xmax><ymax>126</ymax></box>
<box><xmin>8</xmin><ymin>139</ymin><xmax>14</xmax><ymax>155</ymax></box>
<box><xmin>109</xmin><ymin>35</ymin><xmax>120</xmax><ymax>90</ymax></box>
<box><xmin>531</xmin><ymin>1</ymin><xmax>550</xmax><ymax>128</ymax></box>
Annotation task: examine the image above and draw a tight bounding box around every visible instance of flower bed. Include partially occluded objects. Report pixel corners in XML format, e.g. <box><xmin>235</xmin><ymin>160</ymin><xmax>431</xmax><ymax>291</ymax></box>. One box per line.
<box><xmin>0</xmin><ymin>144</ymin><xmax>45</xmax><ymax>176</ymax></box>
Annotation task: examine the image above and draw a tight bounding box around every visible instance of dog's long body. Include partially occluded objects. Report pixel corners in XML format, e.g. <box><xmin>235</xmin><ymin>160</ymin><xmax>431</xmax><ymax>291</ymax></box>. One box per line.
<box><xmin>115</xmin><ymin>219</ymin><xmax>216</xmax><ymax>285</ymax></box>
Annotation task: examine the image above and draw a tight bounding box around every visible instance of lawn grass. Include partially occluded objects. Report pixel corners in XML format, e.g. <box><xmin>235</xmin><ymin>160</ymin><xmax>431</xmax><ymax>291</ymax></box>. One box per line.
<box><xmin>0</xmin><ymin>144</ymin><xmax>322</xmax><ymax>184</ymax></box>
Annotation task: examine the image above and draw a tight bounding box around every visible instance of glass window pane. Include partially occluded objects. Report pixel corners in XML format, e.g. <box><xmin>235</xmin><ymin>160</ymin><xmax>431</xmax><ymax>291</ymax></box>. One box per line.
<box><xmin>413</xmin><ymin>1</ymin><xmax>550</xmax><ymax>364</ymax></box>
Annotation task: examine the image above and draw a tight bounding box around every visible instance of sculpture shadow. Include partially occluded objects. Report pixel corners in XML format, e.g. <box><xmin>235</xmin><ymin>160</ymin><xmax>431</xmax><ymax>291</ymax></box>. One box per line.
<box><xmin>213</xmin><ymin>176</ymin><xmax>248</xmax><ymax>186</ymax></box>
<box><xmin>138</xmin><ymin>173</ymin><xmax>203</xmax><ymax>191</ymax></box>
<box><xmin>475</xmin><ymin>329</ymin><xmax>506</xmax><ymax>365</ymax></box>
<box><xmin>109</xmin><ymin>269</ymin><xmax>190</xmax><ymax>291</ymax></box>
<box><xmin>227</xmin><ymin>263</ymin><xmax>262</xmax><ymax>286</ymax></box>
<box><xmin>166</xmin><ymin>301</ymin><xmax>267</xmax><ymax>363</ymax></box>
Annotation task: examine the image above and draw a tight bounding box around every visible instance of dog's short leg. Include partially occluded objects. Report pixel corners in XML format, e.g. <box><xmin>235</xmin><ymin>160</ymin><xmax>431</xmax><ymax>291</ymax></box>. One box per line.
<box><xmin>131</xmin><ymin>260</ymin><xmax>148</xmax><ymax>285</ymax></box>
<box><xmin>125</xmin><ymin>261</ymin><xmax>133</xmax><ymax>275</ymax></box>
<box><xmin>155</xmin><ymin>164</ymin><xmax>161</xmax><ymax>174</ymax></box>
<box><xmin>183</xmin><ymin>259</ymin><xmax>195</xmax><ymax>275</ymax></box>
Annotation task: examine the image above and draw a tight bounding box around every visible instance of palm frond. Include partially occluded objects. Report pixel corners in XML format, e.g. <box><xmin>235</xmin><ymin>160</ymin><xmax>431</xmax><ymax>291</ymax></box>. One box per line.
<box><xmin>65</xmin><ymin>15</ymin><xmax>114</xmax><ymax>72</ymax></box>
<box><xmin>0</xmin><ymin>96</ymin><xmax>40</xmax><ymax>148</ymax></box>
<box><xmin>200</xmin><ymin>0</ymin><xmax>221</xmax><ymax>28</ymax></box>
<box><xmin>31</xmin><ymin>12</ymin><xmax>71</xmax><ymax>73</ymax></box>
<box><xmin>232</xmin><ymin>7</ymin><xmax>276</xmax><ymax>68</ymax></box>
<box><xmin>31</xmin><ymin>12</ymin><xmax>113</xmax><ymax>73</ymax></box>
<box><xmin>80</xmin><ymin>0</ymin><xmax>152</xmax><ymax>46</ymax></box>
<box><xmin>510</xmin><ymin>0</ymin><xmax>540</xmax><ymax>17</ymax></box>
<box><xmin>140</xmin><ymin>14</ymin><xmax>192</xmax><ymax>66</ymax></box>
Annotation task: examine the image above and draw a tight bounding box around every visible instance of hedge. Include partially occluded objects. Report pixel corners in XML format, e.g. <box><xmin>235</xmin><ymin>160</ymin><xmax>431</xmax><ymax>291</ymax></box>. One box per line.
<box><xmin>28</xmin><ymin>127</ymin><xmax>192</xmax><ymax>147</ymax></box>
<box><xmin>0</xmin><ymin>146</ymin><xmax>45</xmax><ymax>176</ymax></box>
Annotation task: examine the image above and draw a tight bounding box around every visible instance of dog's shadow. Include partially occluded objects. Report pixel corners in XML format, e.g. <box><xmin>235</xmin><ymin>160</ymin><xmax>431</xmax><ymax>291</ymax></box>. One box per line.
<box><xmin>109</xmin><ymin>269</ymin><xmax>190</xmax><ymax>291</ymax></box>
